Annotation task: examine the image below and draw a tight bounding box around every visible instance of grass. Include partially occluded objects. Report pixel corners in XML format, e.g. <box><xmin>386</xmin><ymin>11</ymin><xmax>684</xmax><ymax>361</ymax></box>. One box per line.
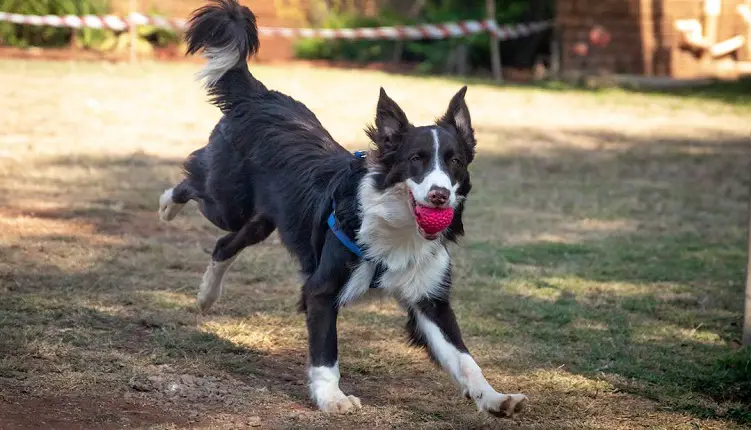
<box><xmin>435</xmin><ymin>73</ymin><xmax>751</xmax><ymax>113</ymax></box>
<box><xmin>0</xmin><ymin>58</ymin><xmax>749</xmax><ymax>429</ymax></box>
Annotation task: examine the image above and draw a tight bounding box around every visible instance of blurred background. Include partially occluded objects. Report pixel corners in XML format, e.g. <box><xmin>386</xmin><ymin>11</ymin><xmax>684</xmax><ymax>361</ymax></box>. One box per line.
<box><xmin>1</xmin><ymin>1</ymin><xmax>750</xmax><ymax>429</ymax></box>
<box><xmin>2</xmin><ymin>0</ymin><xmax>750</xmax><ymax>81</ymax></box>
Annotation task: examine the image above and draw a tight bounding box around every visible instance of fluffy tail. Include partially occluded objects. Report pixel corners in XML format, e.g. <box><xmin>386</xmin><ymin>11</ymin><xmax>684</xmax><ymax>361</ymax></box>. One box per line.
<box><xmin>185</xmin><ymin>0</ymin><xmax>261</xmax><ymax>106</ymax></box>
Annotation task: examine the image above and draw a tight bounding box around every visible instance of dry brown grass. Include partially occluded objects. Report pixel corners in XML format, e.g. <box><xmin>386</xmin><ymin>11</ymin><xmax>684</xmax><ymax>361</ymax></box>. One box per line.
<box><xmin>0</xmin><ymin>59</ymin><xmax>749</xmax><ymax>429</ymax></box>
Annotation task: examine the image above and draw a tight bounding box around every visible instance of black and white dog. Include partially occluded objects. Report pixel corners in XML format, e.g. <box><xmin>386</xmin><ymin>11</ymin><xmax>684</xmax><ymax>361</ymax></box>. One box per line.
<box><xmin>159</xmin><ymin>0</ymin><xmax>527</xmax><ymax>418</ymax></box>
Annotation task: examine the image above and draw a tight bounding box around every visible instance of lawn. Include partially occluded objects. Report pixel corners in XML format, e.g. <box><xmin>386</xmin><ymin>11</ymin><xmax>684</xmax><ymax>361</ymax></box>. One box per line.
<box><xmin>0</xmin><ymin>59</ymin><xmax>749</xmax><ymax>429</ymax></box>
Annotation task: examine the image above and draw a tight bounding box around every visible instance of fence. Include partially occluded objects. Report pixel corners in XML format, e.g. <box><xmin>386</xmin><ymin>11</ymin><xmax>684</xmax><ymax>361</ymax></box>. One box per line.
<box><xmin>0</xmin><ymin>10</ymin><xmax>553</xmax><ymax>81</ymax></box>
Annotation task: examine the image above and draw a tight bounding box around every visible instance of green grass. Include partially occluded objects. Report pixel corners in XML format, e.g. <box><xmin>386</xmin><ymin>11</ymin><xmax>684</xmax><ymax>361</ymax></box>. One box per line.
<box><xmin>0</xmin><ymin>59</ymin><xmax>749</xmax><ymax>429</ymax></box>
<box><xmin>435</xmin><ymin>73</ymin><xmax>751</xmax><ymax>114</ymax></box>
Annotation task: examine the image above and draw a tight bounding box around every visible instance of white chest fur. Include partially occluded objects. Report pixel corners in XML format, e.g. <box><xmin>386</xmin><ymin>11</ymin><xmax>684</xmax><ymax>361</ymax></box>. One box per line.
<box><xmin>337</xmin><ymin>174</ymin><xmax>451</xmax><ymax>307</ymax></box>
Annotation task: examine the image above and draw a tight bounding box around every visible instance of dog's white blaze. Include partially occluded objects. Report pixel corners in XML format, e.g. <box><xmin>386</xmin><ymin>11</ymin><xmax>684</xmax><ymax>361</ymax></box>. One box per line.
<box><xmin>405</xmin><ymin>128</ymin><xmax>459</xmax><ymax>207</ymax></box>
<box><xmin>431</xmin><ymin>128</ymin><xmax>442</xmax><ymax>173</ymax></box>
<box><xmin>308</xmin><ymin>361</ymin><xmax>361</xmax><ymax>412</ymax></box>
<box><xmin>197</xmin><ymin>255</ymin><xmax>238</xmax><ymax>311</ymax></box>
<box><xmin>415</xmin><ymin>310</ymin><xmax>523</xmax><ymax>414</ymax></box>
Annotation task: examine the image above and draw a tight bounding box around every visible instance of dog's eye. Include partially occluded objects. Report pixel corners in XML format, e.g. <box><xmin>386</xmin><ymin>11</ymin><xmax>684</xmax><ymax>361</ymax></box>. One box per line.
<box><xmin>451</xmin><ymin>157</ymin><xmax>461</xmax><ymax>166</ymax></box>
<box><xmin>409</xmin><ymin>154</ymin><xmax>421</xmax><ymax>162</ymax></box>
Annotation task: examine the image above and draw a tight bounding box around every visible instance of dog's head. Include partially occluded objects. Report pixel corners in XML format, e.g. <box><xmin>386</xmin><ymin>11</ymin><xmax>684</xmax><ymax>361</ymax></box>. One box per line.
<box><xmin>365</xmin><ymin>87</ymin><xmax>476</xmax><ymax>241</ymax></box>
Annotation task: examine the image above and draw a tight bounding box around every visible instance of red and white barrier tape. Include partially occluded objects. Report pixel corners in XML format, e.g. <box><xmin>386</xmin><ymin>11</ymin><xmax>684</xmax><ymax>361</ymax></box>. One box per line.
<box><xmin>0</xmin><ymin>11</ymin><xmax>551</xmax><ymax>41</ymax></box>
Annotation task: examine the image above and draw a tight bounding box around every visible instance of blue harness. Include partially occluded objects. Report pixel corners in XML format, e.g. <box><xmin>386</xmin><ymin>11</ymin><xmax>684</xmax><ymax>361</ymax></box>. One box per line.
<box><xmin>327</xmin><ymin>150</ymin><xmax>385</xmax><ymax>288</ymax></box>
<box><xmin>327</xmin><ymin>199</ymin><xmax>363</xmax><ymax>258</ymax></box>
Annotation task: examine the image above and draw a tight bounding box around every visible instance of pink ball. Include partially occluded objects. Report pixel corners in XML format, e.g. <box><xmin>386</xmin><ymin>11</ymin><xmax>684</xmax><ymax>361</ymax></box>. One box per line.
<box><xmin>414</xmin><ymin>206</ymin><xmax>454</xmax><ymax>235</ymax></box>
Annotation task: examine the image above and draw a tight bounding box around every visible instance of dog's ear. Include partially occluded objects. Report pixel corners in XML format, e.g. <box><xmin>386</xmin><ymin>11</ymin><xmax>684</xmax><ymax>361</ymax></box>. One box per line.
<box><xmin>438</xmin><ymin>86</ymin><xmax>476</xmax><ymax>162</ymax></box>
<box><xmin>367</xmin><ymin>87</ymin><xmax>411</xmax><ymax>148</ymax></box>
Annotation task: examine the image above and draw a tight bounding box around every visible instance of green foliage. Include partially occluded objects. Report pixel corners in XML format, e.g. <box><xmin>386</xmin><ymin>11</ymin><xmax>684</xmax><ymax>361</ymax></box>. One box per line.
<box><xmin>293</xmin><ymin>0</ymin><xmax>541</xmax><ymax>73</ymax></box>
<box><xmin>0</xmin><ymin>1</ymin><xmax>181</xmax><ymax>52</ymax></box>
<box><xmin>294</xmin><ymin>12</ymin><xmax>406</xmax><ymax>63</ymax></box>
<box><xmin>139</xmin><ymin>5</ymin><xmax>180</xmax><ymax>48</ymax></box>
<box><xmin>138</xmin><ymin>25</ymin><xmax>180</xmax><ymax>49</ymax></box>
<box><xmin>0</xmin><ymin>0</ymin><xmax>111</xmax><ymax>49</ymax></box>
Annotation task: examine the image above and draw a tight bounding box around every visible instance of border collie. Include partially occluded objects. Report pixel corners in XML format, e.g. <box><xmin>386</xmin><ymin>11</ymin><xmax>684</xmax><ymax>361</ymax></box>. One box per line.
<box><xmin>159</xmin><ymin>0</ymin><xmax>527</xmax><ymax>418</ymax></box>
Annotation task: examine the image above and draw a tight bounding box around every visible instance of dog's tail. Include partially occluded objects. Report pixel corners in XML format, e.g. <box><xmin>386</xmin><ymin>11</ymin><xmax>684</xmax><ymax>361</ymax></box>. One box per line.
<box><xmin>185</xmin><ymin>0</ymin><xmax>262</xmax><ymax>110</ymax></box>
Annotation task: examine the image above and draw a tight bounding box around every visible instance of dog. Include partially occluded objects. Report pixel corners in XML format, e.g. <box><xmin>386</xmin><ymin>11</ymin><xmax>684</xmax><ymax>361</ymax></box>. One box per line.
<box><xmin>158</xmin><ymin>0</ymin><xmax>527</xmax><ymax>417</ymax></box>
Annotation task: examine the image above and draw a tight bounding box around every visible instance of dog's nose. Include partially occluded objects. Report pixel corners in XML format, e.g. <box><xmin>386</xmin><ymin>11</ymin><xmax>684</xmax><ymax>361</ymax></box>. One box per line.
<box><xmin>427</xmin><ymin>186</ymin><xmax>450</xmax><ymax>206</ymax></box>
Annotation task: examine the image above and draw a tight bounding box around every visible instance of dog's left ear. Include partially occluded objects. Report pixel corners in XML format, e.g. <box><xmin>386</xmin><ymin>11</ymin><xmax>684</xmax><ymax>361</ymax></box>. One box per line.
<box><xmin>438</xmin><ymin>86</ymin><xmax>476</xmax><ymax>162</ymax></box>
<box><xmin>371</xmin><ymin>87</ymin><xmax>410</xmax><ymax>144</ymax></box>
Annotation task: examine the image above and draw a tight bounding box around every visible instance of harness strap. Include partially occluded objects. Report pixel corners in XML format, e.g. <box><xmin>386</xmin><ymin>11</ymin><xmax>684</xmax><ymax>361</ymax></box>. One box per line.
<box><xmin>327</xmin><ymin>201</ymin><xmax>364</xmax><ymax>259</ymax></box>
<box><xmin>327</xmin><ymin>149</ymin><xmax>385</xmax><ymax>288</ymax></box>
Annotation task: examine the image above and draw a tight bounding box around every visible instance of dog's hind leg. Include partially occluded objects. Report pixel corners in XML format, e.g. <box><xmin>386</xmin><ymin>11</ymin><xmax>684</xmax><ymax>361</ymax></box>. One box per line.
<box><xmin>159</xmin><ymin>180</ymin><xmax>193</xmax><ymax>222</ymax></box>
<box><xmin>198</xmin><ymin>215</ymin><xmax>275</xmax><ymax>312</ymax></box>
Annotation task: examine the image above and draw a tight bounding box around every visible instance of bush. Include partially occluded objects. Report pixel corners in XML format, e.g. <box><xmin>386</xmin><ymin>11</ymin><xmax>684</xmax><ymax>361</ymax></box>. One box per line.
<box><xmin>292</xmin><ymin>0</ymin><xmax>550</xmax><ymax>74</ymax></box>
<box><xmin>294</xmin><ymin>13</ymin><xmax>405</xmax><ymax>63</ymax></box>
<box><xmin>0</xmin><ymin>0</ymin><xmax>111</xmax><ymax>49</ymax></box>
<box><xmin>0</xmin><ymin>1</ymin><xmax>182</xmax><ymax>54</ymax></box>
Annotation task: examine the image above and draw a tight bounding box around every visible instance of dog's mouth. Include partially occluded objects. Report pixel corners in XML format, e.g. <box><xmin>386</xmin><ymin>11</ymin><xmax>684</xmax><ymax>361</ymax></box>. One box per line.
<box><xmin>407</xmin><ymin>191</ymin><xmax>451</xmax><ymax>241</ymax></box>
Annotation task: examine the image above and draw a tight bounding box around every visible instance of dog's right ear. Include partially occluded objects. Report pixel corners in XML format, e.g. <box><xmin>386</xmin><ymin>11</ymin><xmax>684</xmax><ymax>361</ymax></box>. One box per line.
<box><xmin>366</xmin><ymin>88</ymin><xmax>411</xmax><ymax>149</ymax></box>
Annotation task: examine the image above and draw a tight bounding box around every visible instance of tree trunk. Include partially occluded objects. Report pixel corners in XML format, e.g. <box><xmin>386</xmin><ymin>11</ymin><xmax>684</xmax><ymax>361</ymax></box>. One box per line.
<box><xmin>743</xmin><ymin>177</ymin><xmax>751</xmax><ymax>346</ymax></box>
<box><xmin>486</xmin><ymin>0</ymin><xmax>503</xmax><ymax>82</ymax></box>
<box><xmin>392</xmin><ymin>0</ymin><xmax>427</xmax><ymax>63</ymax></box>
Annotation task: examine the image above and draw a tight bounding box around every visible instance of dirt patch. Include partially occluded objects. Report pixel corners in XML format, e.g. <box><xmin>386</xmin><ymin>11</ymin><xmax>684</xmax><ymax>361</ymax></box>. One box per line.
<box><xmin>0</xmin><ymin>389</ymin><xmax>192</xmax><ymax>429</ymax></box>
<box><xmin>126</xmin><ymin>365</ymin><xmax>262</xmax><ymax>407</ymax></box>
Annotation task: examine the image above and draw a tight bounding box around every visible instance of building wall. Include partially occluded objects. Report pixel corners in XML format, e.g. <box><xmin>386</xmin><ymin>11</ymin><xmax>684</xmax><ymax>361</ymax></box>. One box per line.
<box><xmin>557</xmin><ymin>0</ymin><xmax>644</xmax><ymax>74</ymax></box>
<box><xmin>108</xmin><ymin>0</ymin><xmax>391</xmax><ymax>61</ymax></box>
<box><xmin>109</xmin><ymin>0</ymin><xmax>306</xmax><ymax>61</ymax></box>
<box><xmin>557</xmin><ymin>0</ymin><xmax>749</xmax><ymax>78</ymax></box>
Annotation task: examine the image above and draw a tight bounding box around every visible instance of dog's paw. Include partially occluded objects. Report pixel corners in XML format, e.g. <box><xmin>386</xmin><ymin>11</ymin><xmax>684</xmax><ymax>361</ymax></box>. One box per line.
<box><xmin>158</xmin><ymin>188</ymin><xmax>184</xmax><ymax>222</ymax></box>
<box><xmin>196</xmin><ymin>291</ymin><xmax>217</xmax><ymax>313</ymax></box>
<box><xmin>317</xmin><ymin>392</ymin><xmax>362</xmax><ymax>413</ymax></box>
<box><xmin>475</xmin><ymin>391</ymin><xmax>527</xmax><ymax>418</ymax></box>
<box><xmin>311</xmin><ymin>383</ymin><xmax>362</xmax><ymax>413</ymax></box>
<box><xmin>197</xmin><ymin>270</ymin><xmax>221</xmax><ymax>312</ymax></box>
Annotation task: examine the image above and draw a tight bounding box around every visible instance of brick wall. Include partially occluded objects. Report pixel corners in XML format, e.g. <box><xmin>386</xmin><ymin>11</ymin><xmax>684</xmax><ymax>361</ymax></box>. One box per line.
<box><xmin>109</xmin><ymin>0</ymin><xmax>305</xmax><ymax>61</ymax></box>
<box><xmin>108</xmin><ymin>0</ymin><xmax>391</xmax><ymax>61</ymax></box>
<box><xmin>557</xmin><ymin>0</ymin><xmax>749</xmax><ymax>78</ymax></box>
<box><xmin>557</xmin><ymin>0</ymin><xmax>644</xmax><ymax>74</ymax></box>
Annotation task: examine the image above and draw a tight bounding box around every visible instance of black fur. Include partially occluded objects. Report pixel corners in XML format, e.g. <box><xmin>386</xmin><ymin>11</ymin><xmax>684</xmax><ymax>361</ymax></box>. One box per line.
<box><xmin>168</xmin><ymin>0</ymin><xmax>488</xmax><ymax>411</ymax></box>
<box><xmin>185</xmin><ymin>0</ymin><xmax>259</xmax><ymax>60</ymax></box>
<box><xmin>179</xmin><ymin>0</ymin><xmax>369</xmax><ymax>370</ymax></box>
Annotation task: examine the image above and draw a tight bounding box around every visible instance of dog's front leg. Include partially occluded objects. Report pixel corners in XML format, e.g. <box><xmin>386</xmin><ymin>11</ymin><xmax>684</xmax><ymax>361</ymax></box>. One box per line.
<box><xmin>302</xmin><ymin>274</ymin><xmax>361</xmax><ymax>413</ymax></box>
<box><xmin>407</xmin><ymin>299</ymin><xmax>527</xmax><ymax>417</ymax></box>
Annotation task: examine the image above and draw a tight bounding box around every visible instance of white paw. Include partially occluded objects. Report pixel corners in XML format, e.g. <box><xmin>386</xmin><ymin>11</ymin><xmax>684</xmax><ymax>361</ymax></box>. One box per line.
<box><xmin>472</xmin><ymin>391</ymin><xmax>527</xmax><ymax>418</ymax></box>
<box><xmin>316</xmin><ymin>390</ymin><xmax>362</xmax><ymax>413</ymax></box>
<box><xmin>158</xmin><ymin>188</ymin><xmax>184</xmax><ymax>222</ymax></box>
<box><xmin>197</xmin><ymin>268</ymin><xmax>221</xmax><ymax>312</ymax></box>
<box><xmin>309</xmin><ymin>363</ymin><xmax>361</xmax><ymax>414</ymax></box>
<box><xmin>196</xmin><ymin>258</ymin><xmax>236</xmax><ymax>312</ymax></box>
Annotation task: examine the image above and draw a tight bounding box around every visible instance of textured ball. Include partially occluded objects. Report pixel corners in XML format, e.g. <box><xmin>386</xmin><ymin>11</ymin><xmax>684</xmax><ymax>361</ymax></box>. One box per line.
<box><xmin>414</xmin><ymin>206</ymin><xmax>454</xmax><ymax>235</ymax></box>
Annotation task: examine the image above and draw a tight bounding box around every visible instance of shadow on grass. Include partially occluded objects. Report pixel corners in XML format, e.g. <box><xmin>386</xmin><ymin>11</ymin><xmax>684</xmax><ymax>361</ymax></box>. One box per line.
<box><xmin>1</xmin><ymin>124</ymin><xmax>750</xmax><ymax>426</ymax></box>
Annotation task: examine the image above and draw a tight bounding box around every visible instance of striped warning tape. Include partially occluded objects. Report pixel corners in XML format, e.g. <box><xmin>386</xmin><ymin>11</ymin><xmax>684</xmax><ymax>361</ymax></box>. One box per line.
<box><xmin>0</xmin><ymin>11</ymin><xmax>552</xmax><ymax>41</ymax></box>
